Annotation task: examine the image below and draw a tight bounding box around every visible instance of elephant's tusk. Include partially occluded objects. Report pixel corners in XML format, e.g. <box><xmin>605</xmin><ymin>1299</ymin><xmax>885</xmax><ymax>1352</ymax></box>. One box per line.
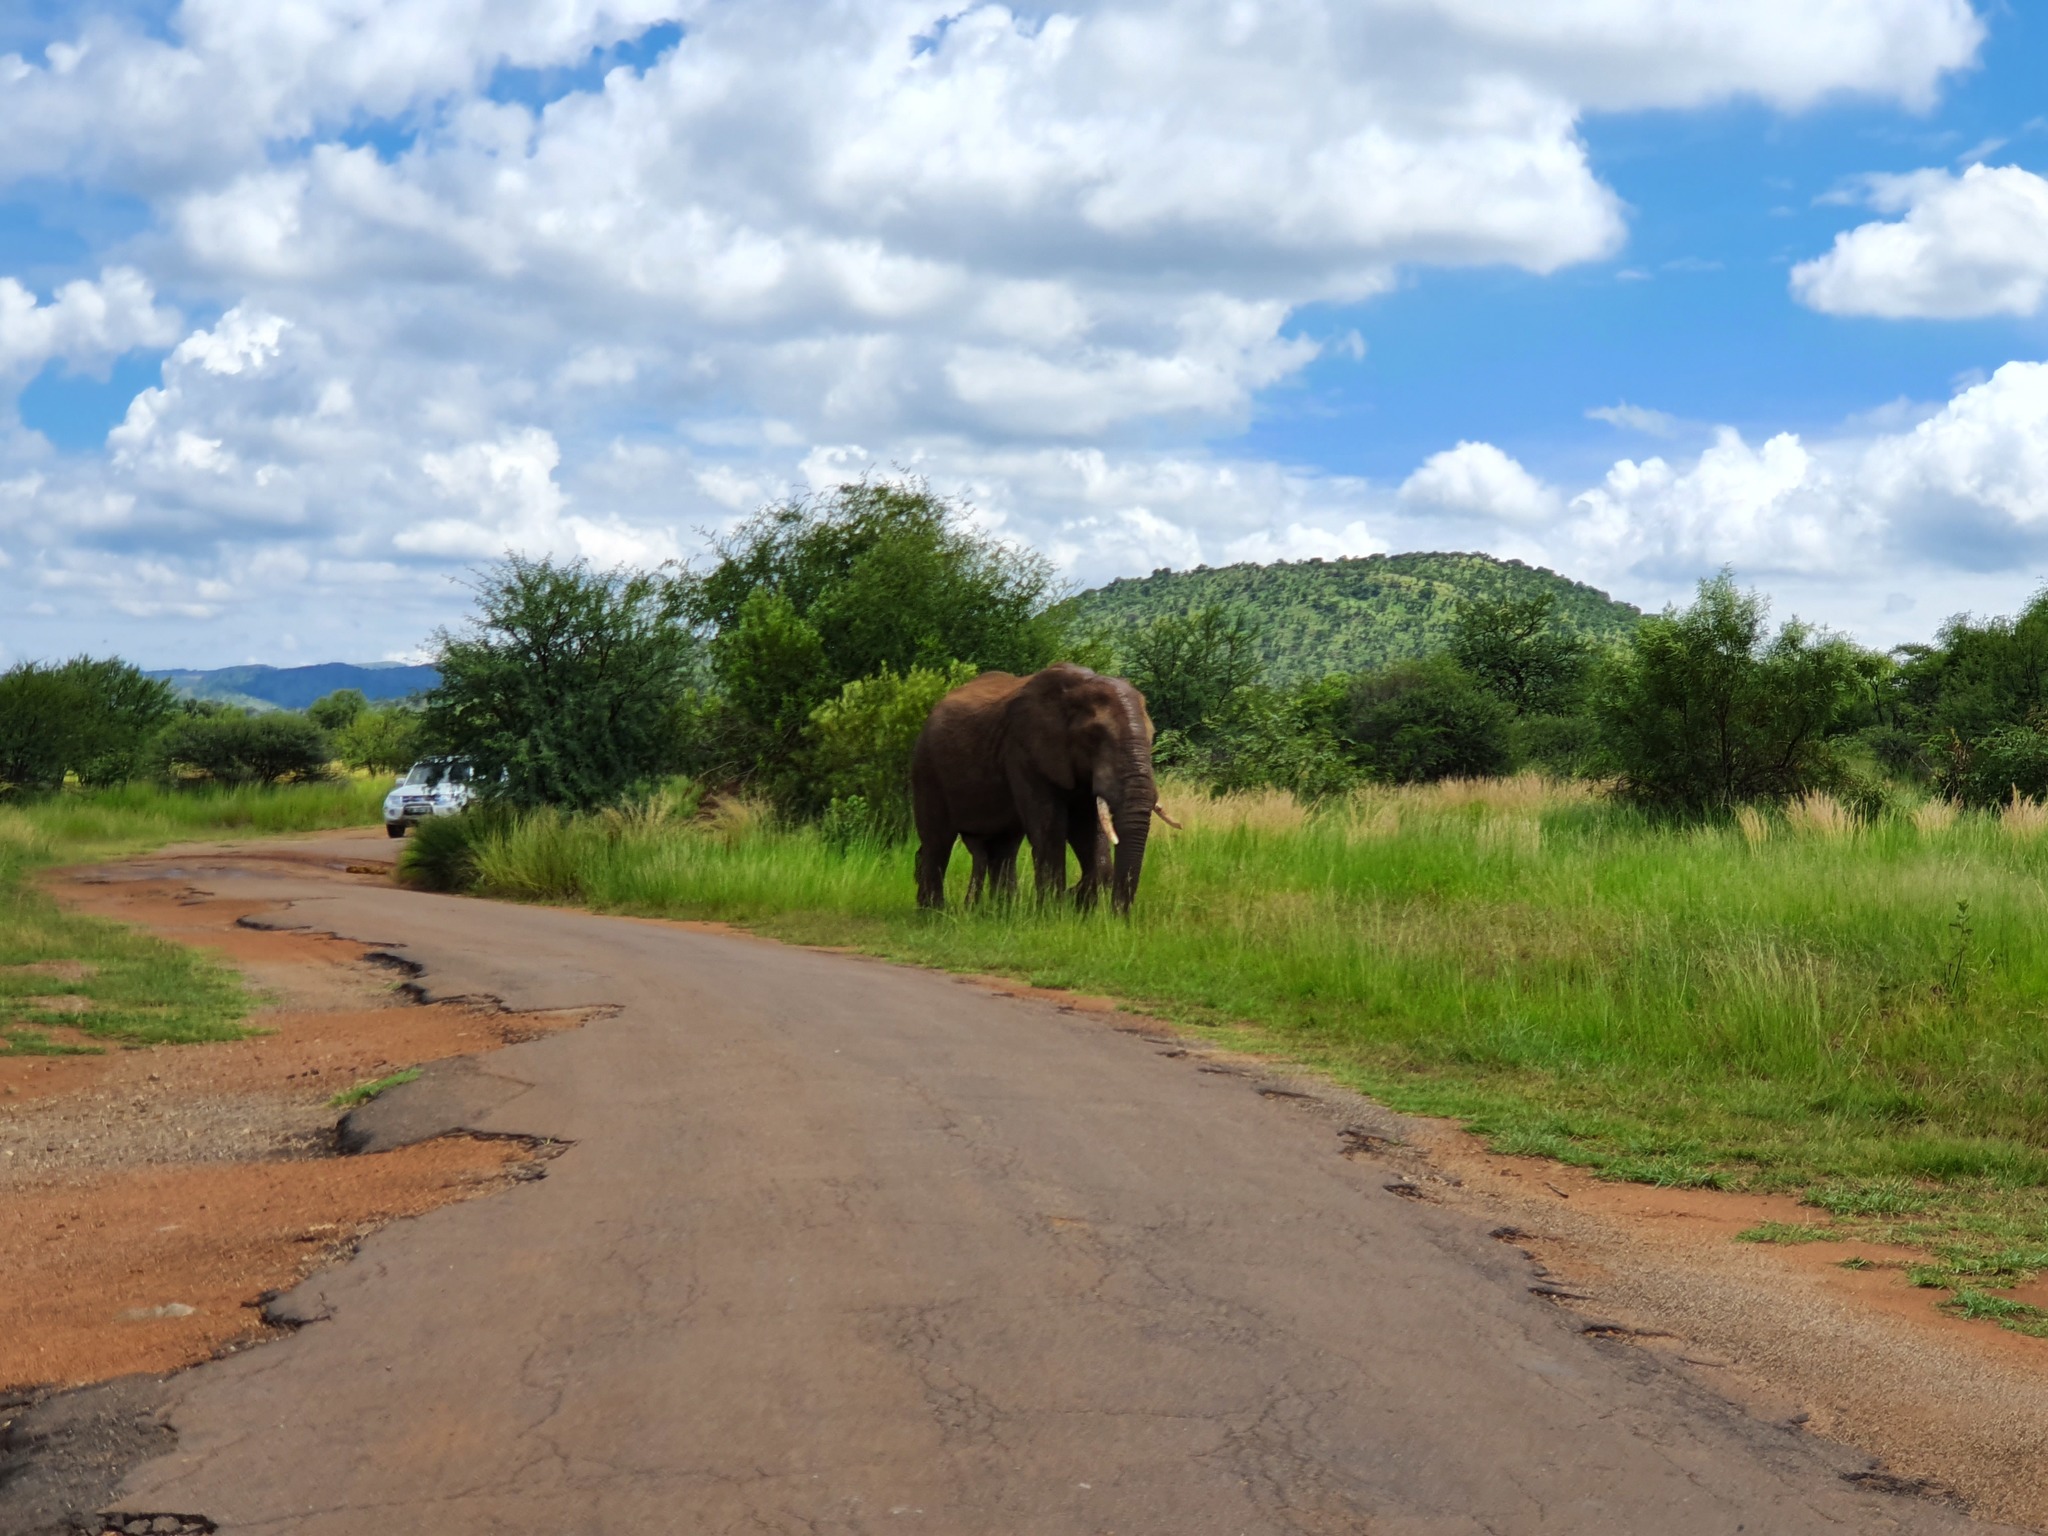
<box><xmin>1096</xmin><ymin>796</ymin><xmax>1118</xmax><ymax>846</ymax></box>
<box><xmin>1152</xmin><ymin>803</ymin><xmax>1183</xmax><ymax>829</ymax></box>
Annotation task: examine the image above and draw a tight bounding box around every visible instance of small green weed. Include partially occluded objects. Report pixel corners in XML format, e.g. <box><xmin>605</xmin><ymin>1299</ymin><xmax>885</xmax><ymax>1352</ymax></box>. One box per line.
<box><xmin>1940</xmin><ymin>1288</ymin><xmax>2048</xmax><ymax>1339</ymax></box>
<box><xmin>328</xmin><ymin>1067</ymin><xmax>421</xmax><ymax>1108</ymax></box>
<box><xmin>1736</xmin><ymin>1222</ymin><xmax>1833</xmax><ymax>1245</ymax></box>
<box><xmin>1801</xmin><ymin>1180</ymin><xmax>1930</xmax><ymax>1218</ymax></box>
<box><xmin>1837</xmin><ymin>1256</ymin><xmax>1875</xmax><ymax>1269</ymax></box>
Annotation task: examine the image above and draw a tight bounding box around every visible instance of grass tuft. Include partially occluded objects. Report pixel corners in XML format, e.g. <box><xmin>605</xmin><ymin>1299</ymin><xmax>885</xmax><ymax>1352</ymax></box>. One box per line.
<box><xmin>1736</xmin><ymin>1222</ymin><xmax>1835</xmax><ymax>1244</ymax></box>
<box><xmin>328</xmin><ymin>1067</ymin><xmax>422</xmax><ymax>1108</ymax></box>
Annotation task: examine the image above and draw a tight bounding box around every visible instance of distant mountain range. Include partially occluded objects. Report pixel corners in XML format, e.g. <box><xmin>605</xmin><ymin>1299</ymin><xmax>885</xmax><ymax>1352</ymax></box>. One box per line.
<box><xmin>1070</xmin><ymin>551</ymin><xmax>1642</xmax><ymax>684</ymax></box>
<box><xmin>148</xmin><ymin>662</ymin><xmax>439</xmax><ymax>713</ymax></box>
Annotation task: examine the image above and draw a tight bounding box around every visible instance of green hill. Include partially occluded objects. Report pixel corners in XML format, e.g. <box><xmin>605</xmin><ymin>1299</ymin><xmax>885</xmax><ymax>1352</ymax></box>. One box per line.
<box><xmin>1071</xmin><ymin>552</ymin><xmax>1642</xmax><ymax>684</ymax></box>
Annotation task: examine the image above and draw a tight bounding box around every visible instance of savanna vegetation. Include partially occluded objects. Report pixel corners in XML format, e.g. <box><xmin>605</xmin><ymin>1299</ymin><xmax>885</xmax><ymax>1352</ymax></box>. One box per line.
<box><xmin>0</xmin><ymin>659</ymin><xmax>412</xmax><ymax>1058</ymax></box>
<box><xmin>13</xmin><ymin>474</ymin><xmax>2048</xmax><ymax>1336</ymax></box>
<box><xmin>1073</xmin><ymin>549</ymin><xmax>1643</xmax><ymax>682</ymax></box>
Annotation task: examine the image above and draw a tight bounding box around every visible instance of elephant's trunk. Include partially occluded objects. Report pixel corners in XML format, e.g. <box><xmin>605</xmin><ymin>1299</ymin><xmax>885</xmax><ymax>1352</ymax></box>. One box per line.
<box><xmin>1111</xmin><ymin>798</ymin><xmax>1150</xmax><ymax>914</ymax></box>
<box><xmin>1110</xmin><ymin>720</ymin><xmax>1155</xmax><ymax>912</ymax></box>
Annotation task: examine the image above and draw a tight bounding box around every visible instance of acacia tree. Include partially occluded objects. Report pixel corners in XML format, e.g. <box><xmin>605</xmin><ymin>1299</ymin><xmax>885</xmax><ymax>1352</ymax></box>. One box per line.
<box><xmin>1596</xmin><ymin>573</ymin><xmax>1874</xmax><ymax>811</ymax></box>
<box><xmin>686</xmin><ymin>479</ymin><xmax>1076</xmax><ymax>794</ymax></box>
<box><xmin>0</xmin><ymin>657</ymin><xmax>177</xmax><ymax>793</ymax></box>
<box><xmin>424</xmin><ymin>556</ymin><xmax>698</xmax><ymax>811</ymax></box>
<box><xmin>1124</xmin><ymin>604</ymin><xmax>1265</xmax><ymax>737</ymax></box>
<box><xmin>1450</xmin><ymin>592</ymin><xmax>1588</xmax><ymax>715</ymax></box>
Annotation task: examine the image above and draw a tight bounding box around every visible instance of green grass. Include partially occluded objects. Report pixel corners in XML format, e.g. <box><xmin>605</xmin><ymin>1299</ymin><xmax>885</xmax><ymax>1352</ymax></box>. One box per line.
<box><xmin>329</xmin><ymin>1067</ymin><xmax>421</xmax><ymax>1108</ymax></box>
<box><xmin>1736</xmin><ymin>1222</ymin><xmax>1834</xmax><ymax>1244</ymax></box>
<box><xmin>409</xmin><ymin>775</ymin><xmax>2048</xmax><ymax>1322</ymax></box>
<box><xmin>0</xmin><ymin>779</ymin><xmax>388</xmax><ymax>1053</ymax></box>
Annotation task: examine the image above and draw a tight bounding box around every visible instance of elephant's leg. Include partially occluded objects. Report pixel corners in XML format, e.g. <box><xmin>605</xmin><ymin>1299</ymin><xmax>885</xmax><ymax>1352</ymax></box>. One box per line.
<box><xmin>1023</xmin><ymin>815</ymin><xmax>1070</xmax><ymax>903</ymax></box>
<box><xmin>915</xmin><ymin>831</ymin><xmax>955</xmax><ymax>910</ymax></box>
<box><xmin>987</xmin><ymin>831</ymin><xmax>1024</xmax><ymax>902</ymax></box>
<box><xmin>961</xmin><ymin>835</ymin><xmax>992</xmax><ymax>906</ymax></box>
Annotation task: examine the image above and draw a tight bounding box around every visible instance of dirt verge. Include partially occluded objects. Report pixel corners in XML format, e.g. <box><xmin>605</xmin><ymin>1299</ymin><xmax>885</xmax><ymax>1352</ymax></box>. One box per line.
<box><xmin>1</xmin><ymin>849</ymin><xmax>593</xmax><ymax>1397</ymax></box>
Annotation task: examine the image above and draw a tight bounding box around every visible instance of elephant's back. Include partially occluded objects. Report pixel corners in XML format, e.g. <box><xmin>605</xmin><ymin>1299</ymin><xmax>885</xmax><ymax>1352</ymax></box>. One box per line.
<box><xmin>933</xmin><ymin>670</ymin><xmax>1025</xmax><ymax>714</ymax></box>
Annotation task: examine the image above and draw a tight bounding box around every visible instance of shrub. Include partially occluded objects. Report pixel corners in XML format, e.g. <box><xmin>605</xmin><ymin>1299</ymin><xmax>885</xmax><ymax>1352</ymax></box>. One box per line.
<box><xmin>805</xmin><ymin>662</ymin><xmax>977</xmax><ymax>837</ymax></box>
<box><xmin>686</xmin><ymin>478</ymin><xmax>1074</xmax><ymax>788</ymax></box>
<box><xmin>1450</xmin><ymin>591</ymin><xmax>1587</xmax><ymax>715</ymax></box>
<box><xmin>423</xmin><ymin>555</ymin><xmax>698</xmax><ymax>812</ymax></box>
<box><xmin>397</xmin><ymin>805</ymin><xmax>507</xmax><ymax>892</ymax></box>
<box><xmin>153</xmin><ymin>712</ymin><xmax>333</xmax><ymax>785</ymax></box>
<box><xmin>307</xmin><ymin>689</ymin><xmax>368</xmax><ymax>731</ymax></box>
<box><xmin>1124</xmin><ymin>604</ymin><xmax>1264</xmax><ymax>737</ymax></box>
<box><xmin>333</xmin><ymin>704</ymin><xmax>422</xmax><ymax>773</ymax></box>
<box><xmin>0</xmin><ymin>657</ymin><xmax>177</xmax><ymax>793</ymax></box>
<box><xmin>1345</xmin><ymin>656</ymin><xmax>1510</xmax><ymax>783</ymax></box>
<box><xmin>1194</xmin><ymin>678</ymin><xmax>1360</xmax><ymax>799</ymax></box>
<box><xmin>1935</xmin><ymin>724</ymin><xmax>2048</xmax><ymax>808</ymax></box>
<box><xmin>1596</xmin><ymin>573</ymin><xmax>1873</xmax><ymax>812</ymax></box>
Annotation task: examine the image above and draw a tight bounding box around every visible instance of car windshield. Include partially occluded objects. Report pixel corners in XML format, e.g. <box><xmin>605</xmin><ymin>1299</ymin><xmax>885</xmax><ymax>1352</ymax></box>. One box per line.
<box><xmin>400</xmin><ymin>759</ymin><xmax>474</xmax><ymax>789</ymax></box>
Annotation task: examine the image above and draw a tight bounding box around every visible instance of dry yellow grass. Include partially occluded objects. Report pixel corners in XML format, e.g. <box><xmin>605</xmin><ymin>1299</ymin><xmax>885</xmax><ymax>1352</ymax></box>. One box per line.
<box><xmin>1784</xmin><ymin>791</ymin><xmax>1856</xmax><ymax>840</ymax></box>
<box><xmin>1400</xmin><ymin>772</ymin><xmax>1593</xmax><ymax>815</ymax></box>
<box><xmin>1911</xmin><ymin>799</ymin><xmax>1959</xmax><ymax>836</ymax></box>
<box><xmin>2000</xmin><ymin>793</ymin><xmax>2048</xmax><ymax>841</ymax></box>
<box><xmin>1735</xmin><ymin>805</ymin><xmax>1771</xmax><ymax>848</ymax></box>
<box><xmin>696</xmin><ymin>793</ymin><xmax>773</xmax><ymax>846</ymax></box>
<box><xmin>1152</xmin><ymin>781</ymin><xmax>1307</xmax><ymax>836</ymax></box>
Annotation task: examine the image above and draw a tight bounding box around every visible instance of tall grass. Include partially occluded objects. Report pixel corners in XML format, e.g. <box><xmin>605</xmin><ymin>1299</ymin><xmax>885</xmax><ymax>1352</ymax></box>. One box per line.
<box><xmin>427</xmin><ymin>776</ymin><xmax>2048</xmax><ymax>1205</ymax></box>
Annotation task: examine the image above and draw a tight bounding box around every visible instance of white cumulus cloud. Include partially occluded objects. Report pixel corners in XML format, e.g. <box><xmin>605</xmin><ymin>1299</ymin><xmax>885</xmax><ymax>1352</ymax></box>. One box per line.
<box><xmin>0</xmin><ymin>267</ymin><xmax>181</xmax><ymax>382</ymax></box>
<box><xmin>0</xmin><ymin>0</ymin><xmax>2000</xmax><ymax>660</ymax></box>
<box><xmin>1791</xmin><ymin>164</ymin><xmax>2048</xmax><ymax>319</ymax></box>
<box><xmin>1400</xmin><ymin>440</ymin><xmax>1561</xmax><ymax>523</ymax></box>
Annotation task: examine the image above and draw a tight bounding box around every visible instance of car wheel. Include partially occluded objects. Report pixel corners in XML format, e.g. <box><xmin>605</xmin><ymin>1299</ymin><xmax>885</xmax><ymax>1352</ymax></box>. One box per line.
<box><xmin>387</xmin><ymin>823</ymin><xmax>406</xmax><ymax>838</ymax></box>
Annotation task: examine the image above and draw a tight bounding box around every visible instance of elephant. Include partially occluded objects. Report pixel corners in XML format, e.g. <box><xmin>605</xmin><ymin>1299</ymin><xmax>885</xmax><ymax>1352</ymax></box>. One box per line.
<box><xmin>911</xmin><ymin>663</ymin><xmax>1165</xmax><ymax>914</ymax></box>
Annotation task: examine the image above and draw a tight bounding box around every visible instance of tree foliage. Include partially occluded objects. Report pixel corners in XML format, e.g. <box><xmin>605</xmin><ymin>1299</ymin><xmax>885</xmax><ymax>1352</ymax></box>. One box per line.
<box><xmin>0</xmin><ymin>657</ymin><xmax>178</xmax><ymax>793</ymax></box>
<box><xmin>424</xmin><ymin>555</ymin><xmax>698</xmax><ymax>812</ymax></box>
<box><xmin>1596</xmin><ymin>574</ymin><xmax>1873</xmax><ymax>812</ymax></box>
<box><xmin>307</xmin><ymin>689</ymin><xmax>368</xmax><ymax>731</ymax></box>
<box><xmin>1450</xmin><ymin>591</ymin><xmax>1588</xmax><ymax>715</ymax></box>
<box><xmin>1075</xmin><ymin>551</ymin><xmax>1640</xmax><ymax>684</ymax></box>
<box><xmin>1345</xmin><ymin>657</ymin><xmax>1510</xmax><ymax>783</ymax></box>
<box><xmin>333</xmin><ymin>704</ymin><xmax>423</xmax><ymax>772</ymax></box>
<box><xmin>1124</xmin><ymin>604</ymin><xmax>1264</xmax><ymax>737</ymax></box>
<box><xmin>153</xmin><ymin>712</ymin><xmax>333</xmax><ymax>785</ymax></box>
<box><xmin>806</xmin><ymin>662</ymin><xmax>978</xmax><ymax>839</ymax></box>
<box><xmin>687</xmin><ymin>480</ymin><xmax>1074</xmax><ymax>794</ymax></box>
<box><xmin>1891</xmin><ymin>592</ymin><xmax>2048</xmax><ymax>744</ymax></box>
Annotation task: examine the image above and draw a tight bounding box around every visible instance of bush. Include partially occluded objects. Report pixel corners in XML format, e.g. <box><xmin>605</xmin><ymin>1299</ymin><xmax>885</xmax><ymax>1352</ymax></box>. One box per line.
<box><xmin>307</xmin><ymin>689</ymin><xmax>368</xmax><ymax>731</ymax></box>
<box><xmin>1124</xmin><ymin>605</ymin><xmax>1264</xmax><ymax>737</ymax></box>
<box><xmin>1195</xmin><ymin>678</ymin><xmax>1361</xmax><ymax>800</ymax></box>
<box><xmin>1596</xmin><ymin>573</ymin><xmax>1874</xmax><ymax>812</ymax></box>
<box><xmin>333</xmin><ymin>705</ymin><xmax>423</xmax><ymax>773</ymax></box>
<box><xmin>686</xmin><ymin>479</ymin><xmax>1073</xmax><ymax>790</ymax></box>
<box><xmin>805</xmin><ymin>662</ymin><xmax>977</xmax><ymax>838</ymax></box>
<box><xmin>423</xmin><ymin>555</ymin><xmax>698</xmax><ymax>812</ymax></box>
<box><xmin>397</xmin><ymin>805</ymin><xmax>503</xmax><ymax>892</ymax></box>
<box><xmin>1450</xmin><ymin>592</ymin><xmax>1588</xmax><ymax>715</ymax></box>
<box><xmin>153</xmin><ymin>712</ymin><xmax>333</xmax><ymax>785</ymax></box>
<box><xmin>1937</xmin><ymin>725</ymin><xmax>2048</xmax><ymax>808</ymax></box>
<box><xmin>1345</xmin><ymin>656</ymin><xmax>1510</xmax><ymax>783</ymax></box>
<box><xmin>1507</xmin><ymin>711</ymin><xmax>1606</xmax><ymax>778</ymax></box>
<box><xmin>0</xmin><ymin>657</ymin><xmax>177</xmax><ymax>793</ymax></box>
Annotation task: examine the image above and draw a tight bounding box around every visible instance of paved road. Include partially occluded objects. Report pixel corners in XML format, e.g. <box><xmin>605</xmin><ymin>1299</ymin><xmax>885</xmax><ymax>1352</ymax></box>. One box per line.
<box><xmin>71</xmin><ymin>834</ymin><xmax>2020</xmax><ymax>1532</ymax></box>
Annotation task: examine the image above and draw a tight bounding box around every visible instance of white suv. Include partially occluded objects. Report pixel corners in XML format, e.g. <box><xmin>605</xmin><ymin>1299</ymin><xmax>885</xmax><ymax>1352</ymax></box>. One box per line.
<box><xmin>383</xmin><ymin>758</ymin><xmax>479</xmax><ymax>837</ymax></box>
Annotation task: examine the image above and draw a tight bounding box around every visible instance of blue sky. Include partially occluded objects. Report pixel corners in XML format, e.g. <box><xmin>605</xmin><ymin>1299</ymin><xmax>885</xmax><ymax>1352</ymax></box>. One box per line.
<box><xmin>2</xmin><ymin>1</ymin><xmax>2047</xmax><ymax>666</ymax></box>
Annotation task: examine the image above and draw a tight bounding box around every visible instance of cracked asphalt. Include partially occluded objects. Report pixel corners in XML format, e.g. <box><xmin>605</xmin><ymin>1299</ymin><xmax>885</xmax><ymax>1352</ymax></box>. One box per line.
<box><xmin>70</xmin><ymin>833</ymin><xmax>2029</xmax><ymax>1533</ymax></box>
